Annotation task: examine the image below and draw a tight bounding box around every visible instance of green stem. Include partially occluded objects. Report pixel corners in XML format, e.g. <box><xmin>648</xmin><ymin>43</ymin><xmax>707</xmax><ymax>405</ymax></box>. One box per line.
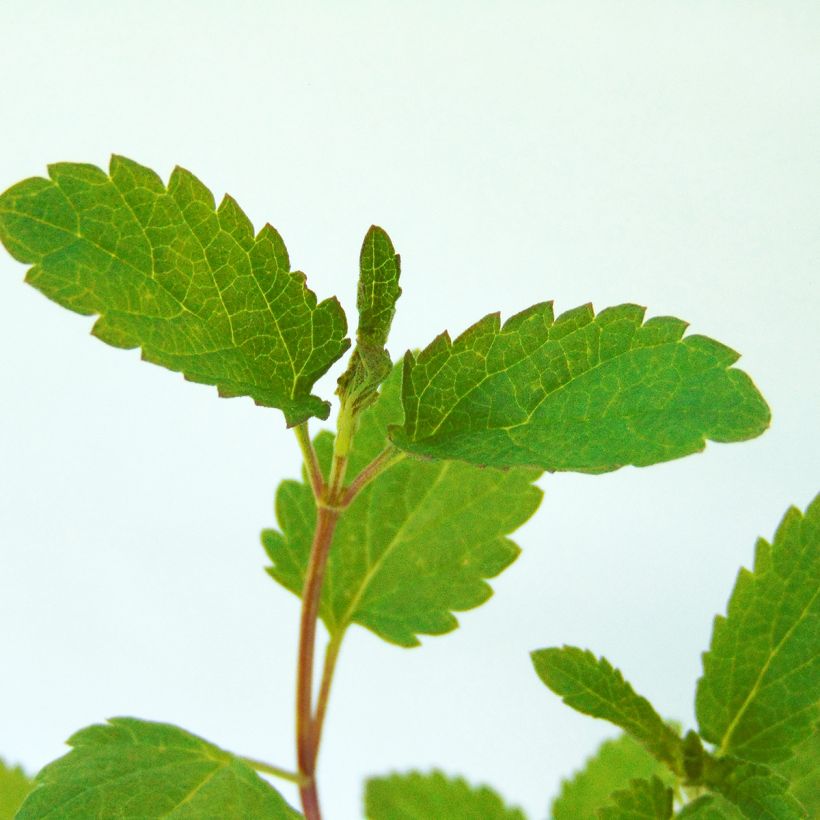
<box><xmin>340</xmin><ymin>445</ymin><xmax>405</xmax><ymax>507</ymax></box>
<box><xmin>294</xmin><ymin>423</ymin><xmax>324</xmax><ymax>499</ymax></box>
<box><xmin>312</xmin><ymin>630</ymin><xmax>345</xmax><ymax>760</ymax></box>
<box><xmin>240</xmin><ymin>756</ymin><xmax>308</xmax><ymax>786</ymax></box>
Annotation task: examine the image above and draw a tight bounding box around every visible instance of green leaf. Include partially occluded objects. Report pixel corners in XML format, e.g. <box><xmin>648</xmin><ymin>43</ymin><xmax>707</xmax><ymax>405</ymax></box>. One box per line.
<box><xmin>263</xmin><ymin>365</ymin><xmax>542</xmax><ymax>646</ymax></box>
<box><xmin>364</xmin><ymin>770</ymin><xmax>526</xmax><ymax>820</ymax></box>
<box><xmin>391</xmin><ymin>303</ymin><xmax>769</xmax><ymax>472</ymax></box>
<box><xmin>338</xmin><ymin>226</ymin><xmax>401</xmax><ymax>409</ymax></box>
<box><xmin>675</xmin><ymin>795</ymin><xmax>743</xmax><ymax>819</ymax></box>
<box><xmin>695</xmin><ymin>495</ymin><xmax>820</xmax><ymax>763</ymax></box>
<box><xmin>16</xmin><ymin>717</ymin><xmax>301</xmax><ymax>819</ymax></box>
<box><xmin>597</xmin><ymin>776</ymin><xmax>673</xmax><ymax>819</ymax></box>
<box><xmin>531</xmin><ymin>647</ymin><xmax>683</xmax><ymax>774</ymax></box>
<box><xmin>0</xmin><ymin>758</ymin><xmax>32</xmax><ymax>820</ymax></box>
<box><xmin>773</xmin><ymin>728</ymin><xmax>820</xmax><ymax>817</ymax></box>
<box><xmin>0</xmin><ymin>157</ymin><xmax>349</xmax><ymax>425</ymax></box>
<box><xmin>553</xmin><ymin>734</ymin><xmax>675</xmax><ymax>820</ymax></box>
<box><xmin>702</xmin><ymin>758</ymin><xmax>807</xmax><ymax>820</ymax></box>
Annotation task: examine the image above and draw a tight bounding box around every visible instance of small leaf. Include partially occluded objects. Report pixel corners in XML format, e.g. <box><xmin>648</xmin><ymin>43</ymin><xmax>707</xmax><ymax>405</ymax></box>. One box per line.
<box><xmin>338</xmin><ymin>226</ymin><xmax>402</xmax><ymax>409</ymax></box>
<box><xmin>0</xmin><ymin>157</ymin><xmax>350</xmax><ymax>425</ymax></box>
<box><xmin>703</xmin><ymin>758</ymin><xmax>807</xmax><ymax>819</ymax></box>
<box><xmin>531</xmin><ymin>647</ymin><xmax>683</xmax><ymax>774</ymax></box>
<box><xmin>16</xmin><ymin>717</ymin><xmax>301</xmax><ymax>819</ymax></box>
<box><xmin>597</xmin><ymin>776</ymin><xmax>673</xmax><ymax>819</ymax></box>
<box><xmin>773</xmin><ymin>728</ymin><xmax>820</xmax><ymax>817</ymax></box>
<box><xmin>364</xmin><ymin>770</ymin><xmax>526</xmax><ymax>820</ymax></box>
<box><xmin>264</xmin><ymin>365</ymin><xmax>542</xmax><ymax>646</ymax></box>
<box><xmin>391</xmin><ymin>303</ymin><xmax>769</xmax><ymax>472</ymax></box>
<box><xmin>552</xmin><ymin>734</ymin><xmax>675</xmax><ymax>820</ymax></box>
<box><xmin>675</xmin><ymin>795</ymin><xmax>743</xmax><ymax>819</ymax></box>
<box><xmin>0</xmin><ymin>758</ymin><xmax>32</xmax><ymax>820</ymax></box>
<box><xmin>696</xmin><ymin>495</ymin><xmax>820</xmax><ymax>763</ymax></box>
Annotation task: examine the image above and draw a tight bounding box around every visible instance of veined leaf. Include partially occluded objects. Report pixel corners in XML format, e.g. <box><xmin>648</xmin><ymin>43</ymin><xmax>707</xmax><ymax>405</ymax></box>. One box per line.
<box><xmin>16</xmin><ymin>717</ymin><xmax>301</xmax><ymax>819</ymax></box>
<box><xmin>391</xmin><ymin>303</ymin><xmax>769</xmax><ymax>472</ymax></box>
<box><xmin>264</xmin><ymin>365</ymin><xmax>542</xmax><ymax>646</ymax></box>
<box><xmin>0</xmin><ymin>157</ymin><xmax>349</xmax><ymax>425</ymax></box>
<box><xmin>0</xmin><ymin>758</ymin><xmax>32</xmax><ymax>820</ymax></box>
<box><xmin>364</xmin><ymin>770</ymin><xmax>525</xmax><ymax>820</ymax></box>
<box><xmin>338</xmin><ymin>226</ymin><xmax>401</xmax><ymax>408</ymax></box>
<box><xmin>552</xmin><ymin>734</ymin><xmax>675</xmax><ymax>820</ymax></box>
<box><xmin>773</xmin><ymin>728</ymin><xmax>820</xmax><ymax>816</ymax></box>
<box><xmin>531</xmin><ymin>647</ymin><xmax>683</xmax><ymax>774</ymax></box>
<box><xmin>676</xmin><ymin>795</ymin><xmax>743</xmax><ymax>819</ymax></box>
<box><xmin>696</xmin><ymin>495</ymin><xmax>820</xmax><ymax>763</ymax></box>
<box><xmin>597</xmin><ymin>776</ymin><xmax>673</xmax><ymax>819</ymax></box>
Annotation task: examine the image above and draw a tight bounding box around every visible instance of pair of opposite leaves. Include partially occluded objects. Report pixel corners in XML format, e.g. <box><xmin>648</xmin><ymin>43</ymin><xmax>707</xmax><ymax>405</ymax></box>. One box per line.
<box><xmin>0</xmin><ymin>155</ymin><xmax>770</xmax><ymax>476</ymax></box>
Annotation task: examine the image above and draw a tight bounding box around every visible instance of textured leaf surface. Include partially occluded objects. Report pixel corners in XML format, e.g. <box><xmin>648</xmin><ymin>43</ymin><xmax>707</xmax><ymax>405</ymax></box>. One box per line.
<box><xmin>0</xmin><ymin>157</ymin><xmax>349</xmax><ymax>425</ymax></box>
<box><xmin>16</xmin><ymin>718</ymin><xmax>300</xmax><ymax>819</ymax></box>
<box><xmin>338</xmin><ymin>226</ymin><xmax>401</xmax><ymax>406</ymax></box>
<box><xmin>364</xmin><ymin>770</ymin><xmax>525</xmax><ymax>820</ymax></box>
<box><xmin>696</xmin><ymin>495</ymin><xmax>820</xmax><ymax>763</ymax></box>
<box><xmin>264</xmin><ymin>366</ymin><xmax>542</xmax><ymax>646</ymax></box>
<box><xmin>532</xmin><ymin>647</ymin><xmax>683</xmax><ymax>773</ymax></box>
<box><xmin>553</xmin><ymin>734</ymin><xmax>675</xmax><ymax>820</ymax></box>
<box><xmin>597</xmin><ymin>776</ymin><xmax>673</xmax><ymax>819</ymax></box>
<box><xmin>773</xmin><ymin>729</ymin><xmax>820</xmax><ymax>817</ymax></box>
<box><xmin>676</xmin><ymin>795</ymin><xmax>743</xmax><ymax>819</ymax></box>
<box><xmin>391</xmin><ymin>303</ymin><xmax>769</xmax><ymax>472</ymax></box>
<box><xmin>0</xmin><ymin>758</ymin><xmax>32</xmax><ymax>819</ymax></box>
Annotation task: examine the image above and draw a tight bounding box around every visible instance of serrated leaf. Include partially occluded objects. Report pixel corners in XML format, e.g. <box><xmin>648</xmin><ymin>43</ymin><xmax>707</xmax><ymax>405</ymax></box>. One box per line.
<box><xmin>391</xmin><ymin>303</ymin><xmax>769</xmax><ymax>472</ymax></box>
<box><xmin>531</xmin><ymin>647</ymin><xmax>683</xmax><ymax>774</ymax></box>
<box><xmin>597</xmin><ymin>776</ymin><xmax>673</xmax><ymax>819</ymax></box>
<box><xmin>675</xmin><ymin>795</ymin><xmax>743</xmax><ymax>819</ymax></box>
<box><xmin>773</xmin><ymin>728</ymin><xmax>820</xmax><ymax>816</ymax></box>
<box><xmin>553</xmin><ymin>734</ymin><xmax>676</xmax><ymax>820</ymax></box>
<box><xmin>0</xmin><ymin>157</ymin><xmax>349</xmax><ymax>425</ymax></box>
<box><xmin>696</xmin><ymin>495</ymin><xmax>820</xmax><ymax>764</ymax></box>
<box><xmin>263</xmin><ymin>365</ymin><xmax>542</xmax><ymax>646</ymax></box>
<box><xmin>0</xmin><ymin>758</ymin><xmax>32</xmax><ymax>820</ymax></box>
<box><xmin>702</xmin><ymin>758</ymin><xmax>807</xmax><ymax>819</ymax></box>
<box><xmin>16</xmin><ymin>717</ymin><xmax>301</xmax><ymax>819</ymax></box>
<box><xmin>364</xmin><ymin>770</ymin><xmax>526</xmax><ymax>820</ymax></box>
<box><xmin>338</xmin><ymin>226</ymin><xmax>401</xmax><ymax>408</ymax></box>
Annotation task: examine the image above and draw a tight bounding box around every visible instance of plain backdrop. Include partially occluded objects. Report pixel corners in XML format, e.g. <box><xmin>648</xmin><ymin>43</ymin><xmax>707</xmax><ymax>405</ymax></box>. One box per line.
<box><xmin>0</xmin><ymin>3</ymin><xmax>818</xmax><ymax>818</ymax></box>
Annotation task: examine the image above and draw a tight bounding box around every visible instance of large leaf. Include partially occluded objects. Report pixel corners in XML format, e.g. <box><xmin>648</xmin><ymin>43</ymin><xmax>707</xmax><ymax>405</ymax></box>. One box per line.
<box><xmin>391</xmin><ymin>303</ymin><xmax>769</xmax><ymax>472</ymax></box>
<box><xmin>552</xmin><ymin>734</ymin><xmax>675</xmax><ymax>820</ymax></box>
<box><xmin>773</xmin><ymin>728</ymin><xmax>820</xmax><ymax>817</ymax></box>
<box><xmin>696</xmin><ymin>495</ymin><xmax>820</xmax><ymax>763</ymax></box>
<box><xmin>676</xmin><ymin>795</ymin><xmax>743</xmax><ymax>819</ymax></box>
<box><xmin>338</xmin><ymin>226</ymin><xmax>401</xmax><ymax>408</ymax></box>
<box><xmin>531</xmin><ymin>647</ymin><xmax>683</xmax><ymax>774</ymax></box>
<box><xmin>0</xmin><ymin>758</ymin><xmax>32</xmax><ymax>819</ymax></box>
<box><xmin>16</xmin><ymin>717</ymin><xmax>300</xmax><ymax>819</ymax></box>
<box><xmin>0</xmin><ymin>157</ymin><xmax>349</xmax><ymax>425</ymax></box>
<box><xmin>597</xmin><ymin>776</ymin><xmax>673</xmax><ymax>819</ymax></box>
<box><xmin>263</xmin><ymin>365</ymin><xmax>542</xmax><ymax>646</ymax></box>
<box><xmin>364</xmin><ymin>770</ymin><xmax>525</xmax><ymax>820</ymax></box>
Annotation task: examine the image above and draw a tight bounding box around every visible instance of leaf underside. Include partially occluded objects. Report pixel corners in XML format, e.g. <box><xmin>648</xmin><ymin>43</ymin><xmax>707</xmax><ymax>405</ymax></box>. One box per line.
<box><xmin>15</xmin><ymin>718</ymin><xmax>300</xmax><ymax>819</ymax></box>
<box><xmin>264</xmin><ymin>365</ymin><xmax>542</xmax><ymax>646</ymax></box>
<box><xmin>597</xmin><ymin>776</ymin><xmax>673</xmax><ymax>819</ymax></box>
<box><xmin>0</xmin><ymin>156</ymin><xmax>349</xmax><ymax>425</ymax></box>
<box><xmin>531</xmin><ymin>646</ymin><xmax>683</xmax><ymax>774</ymax></box>
<box><xmin>364</xmin><ymin>770</ymin><xmax>526</xmax><ymax>820</ymax></box>
<box><xmin>695</xmin><ymin>495</ymin><xmax>820</xmax><ymax>764</ymax></box>
<box><xmin>392</xmin><ymin>302</ymin><xmax>770</xmax><ymax>472</ymax></box>
<box><xmin>552</xmin><ymin>734</ymin><xmax>675</xmax><ymax>820</ymax></box>
<box><xmin>0</xmin><ymin>758</ymin><xmax>32</xmax><ymax>820</ymax></box>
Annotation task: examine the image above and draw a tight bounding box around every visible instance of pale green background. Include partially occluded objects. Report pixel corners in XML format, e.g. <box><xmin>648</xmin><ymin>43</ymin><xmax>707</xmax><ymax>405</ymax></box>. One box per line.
<box><xmin>0</xmin><ymin>2</ymin><xmax>818</xmax><ymax>818</ymax></box>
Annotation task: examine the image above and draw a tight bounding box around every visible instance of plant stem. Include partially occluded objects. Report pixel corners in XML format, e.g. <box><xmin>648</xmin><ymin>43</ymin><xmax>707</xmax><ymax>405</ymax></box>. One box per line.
<box><xmin>240</xmin><ymin>756</ymin><xmax>308</xmax><ymax>786</ymax></box>
<box><xmin>340</xmin><ymin>445</ymin><xmax>405</xmax><ymax>507</ymax></box>
<box><xmin>296</xmin><ymin>504</ymin><xmax>339</xmax><ymax>820</ymax></box>
<box><xmin>294</xmin><ymin>423</ymin><xmax>325</xmax><ymax>498</ymax></box>
<box><xmin>312</xmin><ymin>630</ymin><xmax>344</xmax><ymax>759</ymax></box>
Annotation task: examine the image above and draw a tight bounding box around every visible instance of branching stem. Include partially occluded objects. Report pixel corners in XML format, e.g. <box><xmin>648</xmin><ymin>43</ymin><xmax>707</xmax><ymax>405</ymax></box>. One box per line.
<box><xmin>240</xmin><ymin>756</ymin><xmax>308</xmax><ymax>786</ymax></box>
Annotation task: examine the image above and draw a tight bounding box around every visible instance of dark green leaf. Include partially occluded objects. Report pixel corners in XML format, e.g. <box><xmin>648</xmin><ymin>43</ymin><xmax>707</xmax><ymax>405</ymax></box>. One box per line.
<box><xmin>696</xmin><ymin>495</ymin><xmax>820</xmax><ymax>763</ymax></box>
<box><xmin>0</xmin><ymin>758</ymin><xmax>32</xmax><ymax>820</ymax></box>
<box><xmin>391</xmin><ymin>303</ymin><xmax>769</xmax><ymax>472</ymax></box>
<box><xmin>338</xmin><ymin>226</ymin><xmax>401</xmax><ymax>408</ymax></box>
<box><xmin>0</xmin><ymin>157</ymin><xmax>349</xmax><ymax>425</ymax></box>
<box><xmin>531</xmin><ymin>647</ymin><xmax>683</xmax><ymax>774</ymax></box>
<box><xmin>16</xmin><ymin>718</ymin><xmax>301</xmax><ymax>819</ymax></box>
<box><xmin>553</xmin><ymin>734</ymin><xmax>675</xmax><ymax>820</ymax></box>
<box><xmin>264</xmin><ymin>366</ymin><xmax>542</xmax><ymax>646</ymax></box>
<box><xmin>675</xmin><ymin>795</ymin><xmax>743</xmax><ymax>819</ymax></box>
<box><xmin>364</xmin><ymin>770</ymin><xmax>525</xmax><ymax>820</ymax></box>
<box><xmin>597</xmin><ymin>776</ymin><xmax>673</xmax><ymax>819</ymax></box>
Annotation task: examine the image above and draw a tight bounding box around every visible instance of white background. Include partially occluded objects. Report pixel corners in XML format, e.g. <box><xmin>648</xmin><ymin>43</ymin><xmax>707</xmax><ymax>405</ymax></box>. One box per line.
<box><xmin>0</xmin><ymin>3</ymin><xmax>818</xmax><ymax>818</ymax></box>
